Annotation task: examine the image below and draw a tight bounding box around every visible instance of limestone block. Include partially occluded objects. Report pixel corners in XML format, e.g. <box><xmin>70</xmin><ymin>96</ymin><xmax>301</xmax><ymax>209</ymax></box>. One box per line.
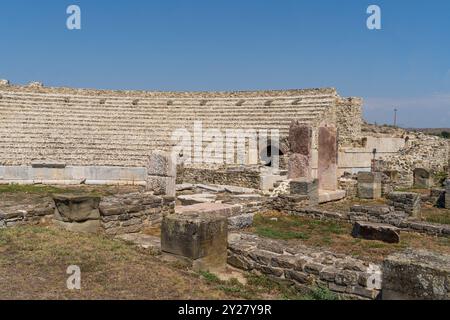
<box><xmin>357</xmin><ymin>172</ymin><xmax>382</xmax><ymax>199</ymax></box>
<box><xmin>147</xmin><ymin>175</ymin><xmax>175</xmax><ymax>197</ymax></box>
<box><xmin>27</xmin><ymin>81</ymin><xmax>43</xmax><ymax>88</ymax></box>
<box><xmin>146</xmin><ymin>151</ymin><xmax>176</xmax><ymax>177</ymax></box>
<box><xmin>382</xmin><ymin>250</ymin><xmax>450</xmax><ymax>300</ymax></box>
<box><xmin>413</xmin><ymin>168</ymin><xmax>431</xmax><ymax>188</ymax></box>
<box><xmin>53</xmin><ymin>194</ymin><xmax>101</xmax><ymax>222</ymax></box>
<box><xmin>161</xmin><ymin>212</ymin><xmax>228</xmax><ymax>272</ymax></box>
<box><xmin>288</xmin><ymin>153</ymin><xmax>311</xmax><ymax>180</ymax></box>
<box><xmin>352</xmin><ymin>221</ymin><xmax>400</xmax><ymax>244</ymax></box>
<box><xmin>289</xmin><ymin>122</ymin><xmax>312</xmax><ymax>155</ymax></box>
<box><xmin>290</xmin><ymin>178</ymin><xmax>319</xmax><ymax>206</ymax></box>
<box><xmin>177</xmin><ymin>194</ymin><xmax>217</xmax><ymax>206</ymax></box>
<box><xmin>386</xmin><ymin>192</ymin><xmax>421</xmax><ymax>218</ymax></box>
<box><xmin>318</xmin><ymin>126</ymin><xmax>338</xmax><ymax>191</ymax></box>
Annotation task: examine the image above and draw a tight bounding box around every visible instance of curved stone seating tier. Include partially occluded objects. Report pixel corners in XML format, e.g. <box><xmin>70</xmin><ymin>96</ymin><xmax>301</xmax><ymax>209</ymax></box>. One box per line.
<box><xmin>0</xmin><ymin>86</ymin><xmax>338</xmax><ymax>167</ymax></box>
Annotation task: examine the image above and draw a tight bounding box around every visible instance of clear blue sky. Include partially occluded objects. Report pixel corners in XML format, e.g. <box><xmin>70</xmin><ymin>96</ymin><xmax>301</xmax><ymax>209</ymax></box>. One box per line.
<box><xmin>0</xmin><ymin>0</ymin><xmax>449</xmax><ymax>128</ymax></box>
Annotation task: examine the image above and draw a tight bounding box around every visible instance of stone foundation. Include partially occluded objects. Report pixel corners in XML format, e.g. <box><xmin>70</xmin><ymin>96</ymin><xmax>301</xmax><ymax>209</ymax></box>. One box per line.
<box><xmin>290</xmin><ymin>179</ymin><xmax>319</xmax><ymax>206</ymax></box>
<box><xmin>382</xmin><ymin>250</ymin><xmax>450</xmax><ymax>300</ymax></box>
<box><xmin>351</xmin><ymin>221</ymin><xmax>400</xmax><ymax>244</ymax></box>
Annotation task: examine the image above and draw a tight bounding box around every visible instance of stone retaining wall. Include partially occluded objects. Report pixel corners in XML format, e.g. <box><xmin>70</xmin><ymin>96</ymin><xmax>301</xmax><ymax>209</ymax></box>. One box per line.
<box><xmin>0</xmin><ymin>192</ymin><xmax>175</xmax><ymax>235</ymax></box>
<box><xmin>228</xmin><ymin>233</ymin><xmax>381</xmax><ymax>299</ymax></box>
<box><xmin>99</xmin><ymin>193</ymin><xmax>175</xmax><ymax>236</ymax></box>
<box><xmin>178</xmin><ymin>166</ymin><xmax>262</xmax><ymax>189</ymax></box>
<box><xmin>0</xmin><ymin>201</ymin><xmax>54</xmax><ymax>228</ymax></box>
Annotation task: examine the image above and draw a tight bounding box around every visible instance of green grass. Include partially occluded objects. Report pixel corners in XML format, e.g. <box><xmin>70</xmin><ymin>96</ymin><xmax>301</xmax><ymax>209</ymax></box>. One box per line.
<box><xmin>256</xmin><ymin>227</ymin><xmax>309</xmax><ymax>240</ymax></box>
<box><xmin>0</xmin><ymin>184</ymin><xmax>65</xmax><ymax>194</ymax></box>
<box><xmin>424</xmin><ymin>212</ymin><xmax>450</xmax><ymax>225</ymax></box>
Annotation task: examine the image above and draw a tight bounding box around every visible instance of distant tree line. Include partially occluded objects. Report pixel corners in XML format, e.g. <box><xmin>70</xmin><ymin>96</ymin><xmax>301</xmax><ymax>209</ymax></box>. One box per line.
<box><xmin>441</xmin><ymin>131</ymin><xmax>450</xmax><ymax>139</ymax></box>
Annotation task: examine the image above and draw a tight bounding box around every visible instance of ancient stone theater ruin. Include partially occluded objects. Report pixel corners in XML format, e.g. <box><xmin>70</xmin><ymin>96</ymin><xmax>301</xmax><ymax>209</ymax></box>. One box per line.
<box><xmin>1</xmin><ymin>79</ymin><xmax>449</xmax><ymax>300</ymax></box>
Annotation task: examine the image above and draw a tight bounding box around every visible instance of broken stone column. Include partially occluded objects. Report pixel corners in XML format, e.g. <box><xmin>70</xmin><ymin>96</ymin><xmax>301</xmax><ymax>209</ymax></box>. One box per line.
<box><xmin>387</xmin><ymin>192</ymin><xmax>421</xmax><ymax>218</ymax></box>
<box><xmin>357</xmin><ymin>172</ymin><xmax>382</xmax><ymax>199</ymax></box>
<box><xmin>382</xmin><ymin>250</ymin><xmax>450</xmax><ymax>300</ymax></box>
<box><xmin>146</xmin><ymin>151</ymin><xmax>176</xmax><ymax>197</ymax></box>
<box><xmin>318</xmin><ymin>126</ymin><xmax>338</xmax><ymax>191</ymax></box>
<box><xmin>413</xmin><ymin>168</ymin><xmax>431</xmax><ymax>188</ymax></box>
<box><xmin>53</xmin><ymin>194</ymin><xmax>101</xmax><ymax>233</ymax></box>
<box><xmin>290</xmin><ymin>178</ymin><xmax>319</xmax><ymax>206</ymax></box>
<box><xmin>288</xmin><ymin>122</ymin><xmax>312</xmax><ymax>180</ymax></box>
<box><xmin>161</xmin><ymin>211</ymin><xmax>228</xmax><ymax>272</ymax></box>
<box><xmin>352</xmin><ymin>221</ymin><xmax>400</xmax><ymax>244</ymax></box>
<box><xmin>445</xmin><ymin>180</ymin><xmax>450</xmax><ymax>209</ymax></box>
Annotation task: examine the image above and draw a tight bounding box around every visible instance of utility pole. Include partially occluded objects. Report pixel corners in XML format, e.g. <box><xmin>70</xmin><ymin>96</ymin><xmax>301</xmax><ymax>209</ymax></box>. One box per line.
<box><xmin>394</xmin><ymin>108</ymin><xmax>398</xmax><ymax>127</ymax></box>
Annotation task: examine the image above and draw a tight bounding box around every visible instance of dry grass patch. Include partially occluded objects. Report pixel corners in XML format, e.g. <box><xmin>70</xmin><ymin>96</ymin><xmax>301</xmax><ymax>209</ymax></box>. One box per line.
<box><xmin>0</xmin><ymin>225</ymin><xmax>234</xmax><ymax>300</ymax></box>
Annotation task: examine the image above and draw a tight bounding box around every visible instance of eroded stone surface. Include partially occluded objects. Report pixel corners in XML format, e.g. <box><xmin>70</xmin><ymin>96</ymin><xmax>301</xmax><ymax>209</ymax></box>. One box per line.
<box><xmin>289</xmin><ymin>122</ymin><xmax>312</xmax><ymax>156</ymax></box>
<box><xmin>413</xmin><ymin>168</ymin><xmax>431</xmax><ymax>188</ymax></box>
<box><xmin>53</xmin><ymin>194</ymin><xmax>101</xmax><ymax>223</ymax></box>
<box><xmin>387</xmin><ymin>192</ymin><xmax>421</xmax><ymax>218</ymax></box>
<box><xmin>177</xmin><ymin>194</ymin><xmax>217</xmax><ymax>205</ymax></box>
<box><xmin>161</xmin><ymin>211</ymin><xmax>228</xmax><ymax>272</ymax></box>
<box><xmin>290</xmin><ymin>178</ymin><xmax>319</xmax><ymax>206</ymax></box>
<box><xmin>382</xmin><ymin>250</ymin><xmax>450</xmax><ymax>300</ymax></box>
<box><xmin>147</xmin><ymin>176</ymin><xmax>176</xmax><ymax>197</ymax></box>
<box><xmin>318</xmin><ymin>126</ymin><xmax>338</xmax><ymax>191</ymax></box>
<box><xmin>147</xmin><ymin>151</ymin><xmax>176</xmax><ymax>177</ymax></box>
<box><xmin>288</xmin><ymin>154</ymin><xmax>311</xmax><ymax>180</ymax></box>
<box><xmin>357</xmin><ymin>172</ymin><xmax>382</xmax><ymax>199</ymax></box>
<box><xmin>352</xmin><ymin>221</ymin><xmax>400</xmax><ymax>244</ymax></box>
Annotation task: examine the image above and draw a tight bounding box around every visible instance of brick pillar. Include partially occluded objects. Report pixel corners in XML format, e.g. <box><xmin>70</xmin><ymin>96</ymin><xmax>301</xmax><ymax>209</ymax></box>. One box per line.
<box><xmin>318</xmin><ymin>126</ymin><xmax>338</xmax><ymax>191</ymax></box>
<box><xmin>288</xmin><ymin>121</ymin><xmax>312</xmax><ymax>180</ymax></box>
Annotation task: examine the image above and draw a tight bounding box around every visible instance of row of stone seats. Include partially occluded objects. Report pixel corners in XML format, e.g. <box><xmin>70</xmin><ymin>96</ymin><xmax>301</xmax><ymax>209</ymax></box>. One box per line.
<box><xmin>0</xmin><ymin>87</ymin><xmax>336</xmax><ymax>167</ymax></box>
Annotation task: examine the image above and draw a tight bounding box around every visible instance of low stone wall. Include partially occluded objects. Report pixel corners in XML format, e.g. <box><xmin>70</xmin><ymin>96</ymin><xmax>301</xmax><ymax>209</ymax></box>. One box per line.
<box><xmin>178</xmin><ymin>166</ymin><xmax>261</xmax><ymax>189</ymax></box>
<box><xmin>383</xmin><ymin>250</ymin><xmax>450</xmax><ymax>300</ymax></box>
<box><xmin>270</xmin><ymin>199</ymin><xmax>450</xmax><ymax>237</ymax></box>
<box><xmin>386</xmin><ymin>192</ymin><xmax>421</xmax><ymax>217</ymax></box>
<box><xmin>0</xmin><ymin>192</ymin><xmax>175</xmax><ymax>235</ymax></box>
<box><xmin>228</xmin><ymin>233</ymin><xmax>381</xmax><ymax>299</ymax></box>
<box><xmin>100</xmin><ymin>193</ymin><xmax>175</xmax><ymax>236</ymax></box>
<box><xmin>0</xmin><ymin>201</ymin><xmax>54</xmax><ymax>228</ymax></box>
